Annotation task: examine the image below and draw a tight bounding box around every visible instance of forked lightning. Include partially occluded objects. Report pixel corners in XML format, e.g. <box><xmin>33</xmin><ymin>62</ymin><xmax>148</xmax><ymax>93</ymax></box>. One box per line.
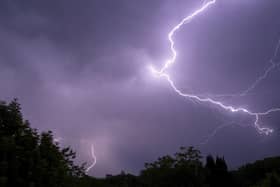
<box><xmin>149</xmin><ymin>0</ymin><xmax>280</xmax><ymax>135</ymax></box>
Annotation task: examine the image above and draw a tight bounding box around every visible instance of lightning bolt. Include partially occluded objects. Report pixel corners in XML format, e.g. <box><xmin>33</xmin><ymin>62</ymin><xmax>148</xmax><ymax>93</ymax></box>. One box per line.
<box><xmin>201</xmin><ymin>37</ymin><xmax>280</xmax><ymax>99</ymax></box>
<box><xmin>240</xmin><ymin>38</ymin><xmax>280</xmax><ymax>96</ymax></box>
<box><xmin>200</xmin><ymin>121</ymin><xmax>236</xmax><ymax>145</ymax></box>
<box><xmin>150</xmin><ymin>0</ymin><xmax>280</xmax><ymax>135</ymax></box>
<box><xmin>85</xmin><ymin>144</ymin><xmax>97</xmax><ymax>173</ymax></box>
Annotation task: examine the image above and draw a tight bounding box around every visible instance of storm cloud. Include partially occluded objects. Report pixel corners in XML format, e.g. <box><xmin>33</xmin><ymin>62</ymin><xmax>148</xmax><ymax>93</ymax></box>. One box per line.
<box><xmin>0</xmin><ymin>0</ymin><xmax>280</xmax><ymax>176</ymax></box>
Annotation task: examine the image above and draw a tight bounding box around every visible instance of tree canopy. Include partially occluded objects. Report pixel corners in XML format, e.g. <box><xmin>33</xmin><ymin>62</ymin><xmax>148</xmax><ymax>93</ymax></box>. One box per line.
<box><xmin>1</xmin><ymin>99</ymin><xmax>280</xmax><ymax>187</ymax></box>
<box><xmin>0</xmin><ymin>99</ymin><xmax>84</xmax><ymax>187</ymax></box>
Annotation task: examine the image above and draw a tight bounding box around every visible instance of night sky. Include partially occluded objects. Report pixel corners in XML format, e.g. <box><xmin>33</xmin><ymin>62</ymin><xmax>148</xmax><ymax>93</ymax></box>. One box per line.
<box><xmin>0</xmin><ymin>0</ymin><xmax>280</xmax><ymax>177</ymax></box>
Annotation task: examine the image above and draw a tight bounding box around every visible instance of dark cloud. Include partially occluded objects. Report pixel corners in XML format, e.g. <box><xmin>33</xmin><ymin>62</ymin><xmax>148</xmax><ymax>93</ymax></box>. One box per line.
<box><xmin>0</xmin><ymin>0</ymin><xmax>280</xmax><ymax>176</ymax></box>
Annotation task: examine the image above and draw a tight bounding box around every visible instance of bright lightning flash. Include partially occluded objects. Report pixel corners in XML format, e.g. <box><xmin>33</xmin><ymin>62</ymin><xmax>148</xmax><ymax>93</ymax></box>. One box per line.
<box><xmin>150</xmin><ymin>0</ymin><xmax>280</xmax><ymax>135</ymax></box>
<box><xmin>86</xmin><ymin>144</ymin><xmax>97</xmax><ymax>173</ymax></box>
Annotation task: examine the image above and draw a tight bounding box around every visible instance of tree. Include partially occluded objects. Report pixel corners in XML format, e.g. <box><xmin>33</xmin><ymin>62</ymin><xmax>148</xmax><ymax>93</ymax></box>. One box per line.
<box><xmin>252</xmin><ymin>172</ymin><xmax>280</xmax><ymax>187</ymax></box>
<box><xmin>205</xmin><ymin>155</ymin><xmax>232</xmax><ymax>187</ymax></box>
<box><xmin>141</xmin><ymin>146</ymin><xmax>204</xmax><ymax>187</ymax></box>
<box><xmin>0</xmin><ymin>99</ymin><xmax>85</xmax><ymax>187</ymax></box>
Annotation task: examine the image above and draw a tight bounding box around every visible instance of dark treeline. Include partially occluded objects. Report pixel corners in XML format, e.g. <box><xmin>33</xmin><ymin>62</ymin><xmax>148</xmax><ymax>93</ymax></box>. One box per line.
<box><xmin>1</xmin><ymin>100</ymin><xmax>280</xmax><ymax>187</ymax></box>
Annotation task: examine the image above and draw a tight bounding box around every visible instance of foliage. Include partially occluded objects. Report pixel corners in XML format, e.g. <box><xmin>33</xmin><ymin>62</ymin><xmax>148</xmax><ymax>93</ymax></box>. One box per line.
<box><xmin>251</xmin><ymin>172</ymin><xmax>280</xmax><ymax>187</ymax></box>
<box><xmin>1</xmin><ymin>99</ymin><xmax>280</xmax><ymax>187</ymax></box>
<box><xmin>0</xmin><ymin>99</ymin><xmax>85</xmax><ymax>187</ymax></box>
<box><xmin>233</xmin><ymin>156</ymin><xmax>280</xmax><ymax>187</ymax></box>
<box><xmin>140</xmin><ymin>146</ymin><xmax>205</xmax><ymax>187</ymax></box>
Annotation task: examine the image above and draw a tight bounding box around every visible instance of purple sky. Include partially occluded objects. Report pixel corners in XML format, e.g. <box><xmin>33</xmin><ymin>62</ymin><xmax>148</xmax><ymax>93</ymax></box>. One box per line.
<box><xmin>0</xmin><ymin>0</ymin><xmax>280</xmax><ymax>177</ymax></box>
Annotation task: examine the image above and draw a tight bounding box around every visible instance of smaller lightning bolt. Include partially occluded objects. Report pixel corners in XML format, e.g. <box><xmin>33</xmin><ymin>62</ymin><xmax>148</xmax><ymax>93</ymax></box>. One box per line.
<box><xmin>199</xmin><ymin>121</ymin><xmax>236</xmax><ymax>145</ymax></box>
<box><xmin>190</xmin><ymin>37</ymin><xmax>280</xmax><ymax>99</ymax></box>
<box><xmin>85</xmin><ymin>144</ymin><xmax>97</xmax><ymax>173</ymax></box>
<box><xmin>240</xmin><ymin>38</ymin><xmax>280</xmax><ymax>96</ymax></box>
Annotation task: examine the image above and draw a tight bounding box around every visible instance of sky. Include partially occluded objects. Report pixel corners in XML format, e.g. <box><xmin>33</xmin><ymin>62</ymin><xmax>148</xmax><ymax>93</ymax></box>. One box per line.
<box><xmin>0</xmin><ymin>0</ymin><xmax>280</xmax><ymax>177</ymax></box>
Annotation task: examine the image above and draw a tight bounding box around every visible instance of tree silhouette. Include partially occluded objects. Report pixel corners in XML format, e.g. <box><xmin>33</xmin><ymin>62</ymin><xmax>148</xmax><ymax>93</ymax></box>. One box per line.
<box><xmin>1</xmin><ymin>99</ymin><xmax>280</xmax><ymax>187</ymax></box>
<box><xmin>0</xmin><ymin>99</ymin><xmax>85</xmax><ymax>187</ymax></box>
